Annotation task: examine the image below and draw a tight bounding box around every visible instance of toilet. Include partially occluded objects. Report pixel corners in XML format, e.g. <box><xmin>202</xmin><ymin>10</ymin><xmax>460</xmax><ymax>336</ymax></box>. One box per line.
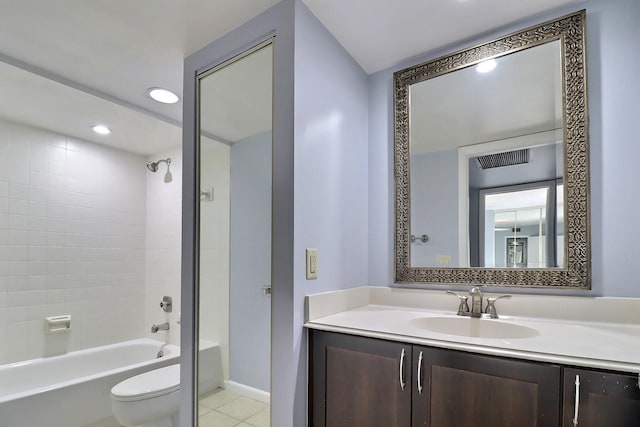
<box><xmin>111</xmin><ymin>364</ymin><xmax>180</xmax><ymax>427</ymax></box>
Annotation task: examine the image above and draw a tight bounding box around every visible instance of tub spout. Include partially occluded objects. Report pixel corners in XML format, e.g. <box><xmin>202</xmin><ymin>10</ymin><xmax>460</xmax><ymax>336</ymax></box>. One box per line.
<box><xmin>151</xmin><ymin>322</ymin><xmax>170</xmax><ymax>333</ymax></box>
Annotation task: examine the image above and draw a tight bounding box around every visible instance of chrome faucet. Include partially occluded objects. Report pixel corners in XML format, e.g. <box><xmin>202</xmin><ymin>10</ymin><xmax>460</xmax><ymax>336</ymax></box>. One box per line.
<box><xmin>469</xmin><ymin>287</ymin><xmax>483</xmax><ymax>318</ymax></box>
<box><xmin>447</xmin><ymin>288</ymin><xmax>511</xmax><ymax>319</ymax></box>
<box><xmin>151</xmin><ymin>322</ymin><xmax>170</xmax><ymax>333</ymax></box>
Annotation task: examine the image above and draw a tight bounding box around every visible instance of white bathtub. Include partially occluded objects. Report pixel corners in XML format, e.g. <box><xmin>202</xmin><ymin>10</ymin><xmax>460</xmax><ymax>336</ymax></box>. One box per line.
<box><xmin>0</xmin><ymin>338</ymin><xmax>181</xmax><ymax>427</ymax></box>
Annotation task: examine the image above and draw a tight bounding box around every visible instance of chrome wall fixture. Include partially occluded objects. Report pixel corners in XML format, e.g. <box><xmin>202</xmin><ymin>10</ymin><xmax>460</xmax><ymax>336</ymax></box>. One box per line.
<box><xmin>146</xmin><ymin>157</ymin><xmax>173</xmax><ymax>183</ymax></box>
<box><xmin>200</xmin><ymin>187</ymin><xmax>214</xmax><ymax>202</ymax></box>
<box><xmin>160</xmin><ymin>296</ymin><xmax>173</xmax><ymax>312</ymax></box>
<box><xmin>410</xmin><ymin>234</ymin><xmax>430</xmax><ymax>244</ymax></box>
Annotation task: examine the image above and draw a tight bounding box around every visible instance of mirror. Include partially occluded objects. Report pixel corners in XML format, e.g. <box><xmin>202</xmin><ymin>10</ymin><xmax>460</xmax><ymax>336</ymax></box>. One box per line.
<box><xmin>394</xmin><ymin>10</ymin><xmax>590</xmax><ymax>288</ymax></box>
<box><xmin>197</xmin><ymin>41</ymin><xmax>273</xmax><ymax>425</ymax></box>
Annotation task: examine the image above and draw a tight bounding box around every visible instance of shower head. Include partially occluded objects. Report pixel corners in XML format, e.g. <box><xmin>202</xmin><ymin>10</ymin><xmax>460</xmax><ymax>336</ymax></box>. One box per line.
<box><xmin>147</xmin><ymin>158</ymin><xmax>172</xmax><ymax>183</ymax></box>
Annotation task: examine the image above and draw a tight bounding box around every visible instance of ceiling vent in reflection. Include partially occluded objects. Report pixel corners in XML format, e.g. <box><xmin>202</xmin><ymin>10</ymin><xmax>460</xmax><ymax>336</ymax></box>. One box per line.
<box><xmin>476</xmin><ymin>148</ymin><xmax>530</xmax><ymax>169</ymax></box>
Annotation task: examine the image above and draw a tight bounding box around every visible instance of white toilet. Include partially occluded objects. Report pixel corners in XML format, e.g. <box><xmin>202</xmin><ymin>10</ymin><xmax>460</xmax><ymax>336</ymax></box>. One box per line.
<box><xmin>111</xmin><ymin>364</ymin><xmax>181</xmax><ymax>427</ymax></box>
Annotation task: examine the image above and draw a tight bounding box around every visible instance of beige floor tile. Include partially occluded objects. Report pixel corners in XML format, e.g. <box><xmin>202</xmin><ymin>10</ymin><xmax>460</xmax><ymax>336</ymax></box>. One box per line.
<box><xmin>199</xmin><ymin>404</ymin><xmax>213</xmax><ymax>416</ymax></box>
<box><xmin>216</xmin><ymin>397</ymin><xmax>268</xmax><ymax>421</ymax></box>
<box><xmin>200</xmin><ymin>389</ymin><xmax>242</xmax><ymax>410</ymax></box>
<box><xmin>244</xmin><ymin>407</ymin><xmax>270</xmax><ymax>427</ymax></box>
<box><xmin>235</xmin><ymin>424</ymin><xmax>253</xmax><ymax>427</ymax></box>
<box><xmin>198</xmin><ymin>410</ymin><xmax>242</xmax><ymax>427</ymax></box>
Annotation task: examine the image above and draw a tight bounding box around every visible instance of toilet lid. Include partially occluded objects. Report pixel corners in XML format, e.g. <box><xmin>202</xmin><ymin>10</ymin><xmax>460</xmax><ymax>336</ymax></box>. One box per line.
<box><xmin>111</xmin><ymin>364</ymin><xmax>180</xmax><ymax>401</ymax></box>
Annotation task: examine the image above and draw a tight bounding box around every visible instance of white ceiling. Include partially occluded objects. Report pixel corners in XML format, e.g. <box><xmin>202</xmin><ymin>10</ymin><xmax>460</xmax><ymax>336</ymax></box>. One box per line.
<box><xmin>0</xmin><ymin>0</ymin><xmax>280</xmax><ymax>124</ymax></box>
<box><xmin>303</xmin><ymin>0</ymin><xmax>584</xmax><ymax>74</ymax></box>
<box><xmin>200</xmin><ymin>44</ymin><xmax>273</xmax><ymax>143</ymax></box>
<box><xmin>410</xmin><ymin>40</ymin><xmax>563</xmax><ymax>155</ymax></box>
<box><xmin>0</xmin><ymin>60</ymin><xmax>181</xmax><ymax>155</ymax></box>
<box><xmin>0</xmin><ymin>0</ymin><xmax>584</xmax><ymax>155</ymax></box>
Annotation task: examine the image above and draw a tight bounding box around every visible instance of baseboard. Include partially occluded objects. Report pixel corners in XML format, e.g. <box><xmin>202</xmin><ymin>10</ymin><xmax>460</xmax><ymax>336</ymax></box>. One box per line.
<box><xmin>223</xmin><ymin>380</ymin><xmax>270</xmax><ymax>404</ymax></box>
<box><xmin>82</xmin><ymin>417</ymin><xmax>121</xmax><ymax>427</ymax></box>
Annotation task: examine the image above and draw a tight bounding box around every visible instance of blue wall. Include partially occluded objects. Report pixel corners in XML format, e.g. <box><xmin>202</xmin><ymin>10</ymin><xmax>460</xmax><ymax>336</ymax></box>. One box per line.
<box><xmin>367</xmin><ymin>0</ymin><xmax>640</xmax><ymax>297</ymax></box>
<box><xmin>292</xmin><ymin>1</ymin><xmax>370</xmax><ymax>422</ymax></box>
<box><xmin>410</xmin><ymin>149</ymin><xmax>459</xmax><ymax>266</ymax></box>
<box><xmin>229</xmin><ymin>131</ymin><xmax>272</xmax><ymax>393</ymax></box>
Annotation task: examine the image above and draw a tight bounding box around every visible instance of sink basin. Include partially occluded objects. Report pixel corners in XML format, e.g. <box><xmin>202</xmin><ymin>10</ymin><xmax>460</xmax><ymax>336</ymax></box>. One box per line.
<box><xmin>409</xmin><ymin>316</ymin><xmax>539</xmax><ymax>339</ymax></box>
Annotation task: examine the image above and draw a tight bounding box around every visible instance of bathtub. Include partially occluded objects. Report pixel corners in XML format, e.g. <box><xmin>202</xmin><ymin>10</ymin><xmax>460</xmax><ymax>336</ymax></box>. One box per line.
<box><xmin>0</xmin><ymin>338</ymin><xmax>180</xmax><ymax>427</ymax></box>
<box><xmin>0</xmin><ymin>338</ymin><xmax>223</xmax><ymax>427</ymax></box>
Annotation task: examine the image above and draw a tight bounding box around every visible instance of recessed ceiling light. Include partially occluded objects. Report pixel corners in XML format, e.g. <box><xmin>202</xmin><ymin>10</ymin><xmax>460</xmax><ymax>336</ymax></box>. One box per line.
<box><xmin>92</xmin><ymin>125</ymin><xmax>111</xmax><ymax>135</ymax></box>
<box><xmin>148</xmin><ymin>88</ymin><xmax>180</xmax><ymax>104</ymax></box>
<box><xmin>476</xmin><ymin>59</ymin><xmax>497</xmax><ymax>73</ymax></box>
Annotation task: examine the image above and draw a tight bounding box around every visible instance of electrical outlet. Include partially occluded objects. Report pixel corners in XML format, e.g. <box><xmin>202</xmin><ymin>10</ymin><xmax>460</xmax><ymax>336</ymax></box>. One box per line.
<box><xmin>306</xmin><ymin>248</ymin><xmax>318</xmax><ymax>280</ymax></box>
<box><xmin>437</xmin><ymin>255</ymin><xmax>452</xmax><ymax>265</ymax></box>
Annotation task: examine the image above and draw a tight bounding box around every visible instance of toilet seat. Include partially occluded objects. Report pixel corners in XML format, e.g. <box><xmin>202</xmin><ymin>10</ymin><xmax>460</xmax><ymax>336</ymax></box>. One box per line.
<box><xmin>111</xmin><ymin>364</ymin><xmax>180</xmax><ymax>402</ymax></box>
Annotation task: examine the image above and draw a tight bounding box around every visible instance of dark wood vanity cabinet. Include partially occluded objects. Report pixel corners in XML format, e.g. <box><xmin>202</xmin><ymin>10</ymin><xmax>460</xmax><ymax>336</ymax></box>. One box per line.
<box><xmin>562</xmin><ymin>368</ymin><xmax>640</xmax><ymax>427</ymax></box>
<box><xmin>412</xmin><ymin>346</ymin><xmax>561</xmax><ymax>427</ymax></box>
<box><xmin>310</xmin><ymin>330</ymin><xmax>561</xmax><ymax>427</ymax></box>
<box><xmin>310</xmin><ymin>330</ymin><xmax>640</xmax><ymax>427</ymax></box>
<box><xmin>309</xmin><ymin>331</ymin><xmax>412</xmax><ymax>427</ymax></box>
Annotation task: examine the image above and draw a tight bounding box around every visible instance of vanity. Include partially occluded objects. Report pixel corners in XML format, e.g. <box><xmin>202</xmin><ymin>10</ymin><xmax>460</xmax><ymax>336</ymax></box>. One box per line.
<box><xmin>305</xmin><ymin>287</ymin><xmax>640</xmax><ymax>427</ymax></box>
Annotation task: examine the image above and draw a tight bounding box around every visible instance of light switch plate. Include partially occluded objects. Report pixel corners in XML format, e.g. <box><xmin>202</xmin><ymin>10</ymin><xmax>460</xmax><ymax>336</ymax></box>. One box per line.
<box><xmin>437</xmin><ymin>255</ymin><xmax>452</xmax><ymax>265</ymax></box>
<box><xmin>306</xmin><ymin>248</ymin><xmax>318</xmax><ymax>280</ymax></box>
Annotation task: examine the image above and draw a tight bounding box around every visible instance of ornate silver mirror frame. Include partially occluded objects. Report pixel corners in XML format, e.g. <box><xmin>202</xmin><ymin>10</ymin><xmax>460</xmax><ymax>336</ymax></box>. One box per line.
<box><xmin>394</xmin><ymin>10</ymin><xmax>590</xmax><ymax>288</ymax></box>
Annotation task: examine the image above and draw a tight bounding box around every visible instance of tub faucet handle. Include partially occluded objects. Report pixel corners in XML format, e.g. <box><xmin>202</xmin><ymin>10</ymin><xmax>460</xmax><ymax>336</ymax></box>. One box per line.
<box><xmin>160</xmin><ymin>296</ymin><xmax>172</xmax><ymax>313</ymax></box>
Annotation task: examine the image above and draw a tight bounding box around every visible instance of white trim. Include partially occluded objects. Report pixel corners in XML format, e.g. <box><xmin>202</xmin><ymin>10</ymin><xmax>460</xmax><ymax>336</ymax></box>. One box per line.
<box><xmin>223</xmin><ymin>380</ymin><xmax>271</xmax><ymax>404</ymax></box>
<box><xmin>457</xmin><ymin>129</ymin><xmax>562</xmax><ymax>267</ymax></box>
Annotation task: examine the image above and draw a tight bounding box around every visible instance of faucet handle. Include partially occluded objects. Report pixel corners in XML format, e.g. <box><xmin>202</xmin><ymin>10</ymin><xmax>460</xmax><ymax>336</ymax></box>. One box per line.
<box><xmin>446</xmin><ymin>291</ymin><xmax>470</xmax><ymax>315</ymax></box>
<box><xmin>485</xmin><ymin>295</ymin><xmax>511</xmax><ymax>319</ymax></box>
<box><xmin>160</xmin><ymin>296</ymin><xmax>172</xmax><ymax>313</ymax></box>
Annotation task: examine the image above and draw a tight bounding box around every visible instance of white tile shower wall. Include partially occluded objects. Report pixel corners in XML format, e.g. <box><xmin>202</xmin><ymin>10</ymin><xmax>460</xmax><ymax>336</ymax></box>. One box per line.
<box><xmin>0</xmin><ymin>118</ymin><xmax>147</xmax><ymax>364</ymax></box>
<box><xmin>145</xmin><ymin>146</ymin><xmax>182</xmax><ymax>346</ymax></box>
<box><xmin>199</xmin><ymin>138</ymin><xmax>230</xmax><ymax>380</ymax></box>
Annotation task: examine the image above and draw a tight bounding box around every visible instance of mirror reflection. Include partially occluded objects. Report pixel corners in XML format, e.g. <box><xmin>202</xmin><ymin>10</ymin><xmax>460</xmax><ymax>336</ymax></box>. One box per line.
<box><xmin>409</xmin><ymin>40</ymin><xmax>564</xmax><ymax>269</ymax></box>
<box><xmin>479</xmin><ymin>180</ymin><xmax>563</xmax><ymax>268</ymax></box>
<box><xmin>197</xmin><ymin>42</ymin><xmax>273</xmax><ymax>425</ymax></box>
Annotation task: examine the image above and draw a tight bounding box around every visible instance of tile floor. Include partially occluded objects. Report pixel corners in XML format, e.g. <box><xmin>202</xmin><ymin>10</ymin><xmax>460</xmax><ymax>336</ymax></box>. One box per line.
<box><xmin>199</xmin><ymin>389</ymin><xmax>270</xmax><ymax>427</ymax></box>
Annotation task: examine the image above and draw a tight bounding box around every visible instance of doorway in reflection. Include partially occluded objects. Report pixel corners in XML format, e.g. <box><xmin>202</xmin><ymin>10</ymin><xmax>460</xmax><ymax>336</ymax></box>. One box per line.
<box><xmin>478</xmin><ymin>181</ymin><xmax>563</xmax><ymax>268</ymax></box>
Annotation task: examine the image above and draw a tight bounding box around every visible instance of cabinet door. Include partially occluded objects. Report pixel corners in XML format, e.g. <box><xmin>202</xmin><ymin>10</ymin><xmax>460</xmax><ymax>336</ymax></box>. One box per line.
<box><xmin>563</xmin><ymin>368</ymin><xmax>640</xmax><ymax>427</ymax></box>
<box><xmin>309</xmin><ymin>330</ymin><xmax>412</xmax><ymax>427</ymax></box>
<box><xmin>412</xmin><ymin>346</ymin><xmax>561</xmax><ymax>427</ymax></box>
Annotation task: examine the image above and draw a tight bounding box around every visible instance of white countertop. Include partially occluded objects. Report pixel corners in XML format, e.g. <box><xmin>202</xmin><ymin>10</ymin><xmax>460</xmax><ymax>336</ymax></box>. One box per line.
<box><xmin>304</xmin><ymin>287</ymin><xmax>640</xmax><ymax>374</ymax></box>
